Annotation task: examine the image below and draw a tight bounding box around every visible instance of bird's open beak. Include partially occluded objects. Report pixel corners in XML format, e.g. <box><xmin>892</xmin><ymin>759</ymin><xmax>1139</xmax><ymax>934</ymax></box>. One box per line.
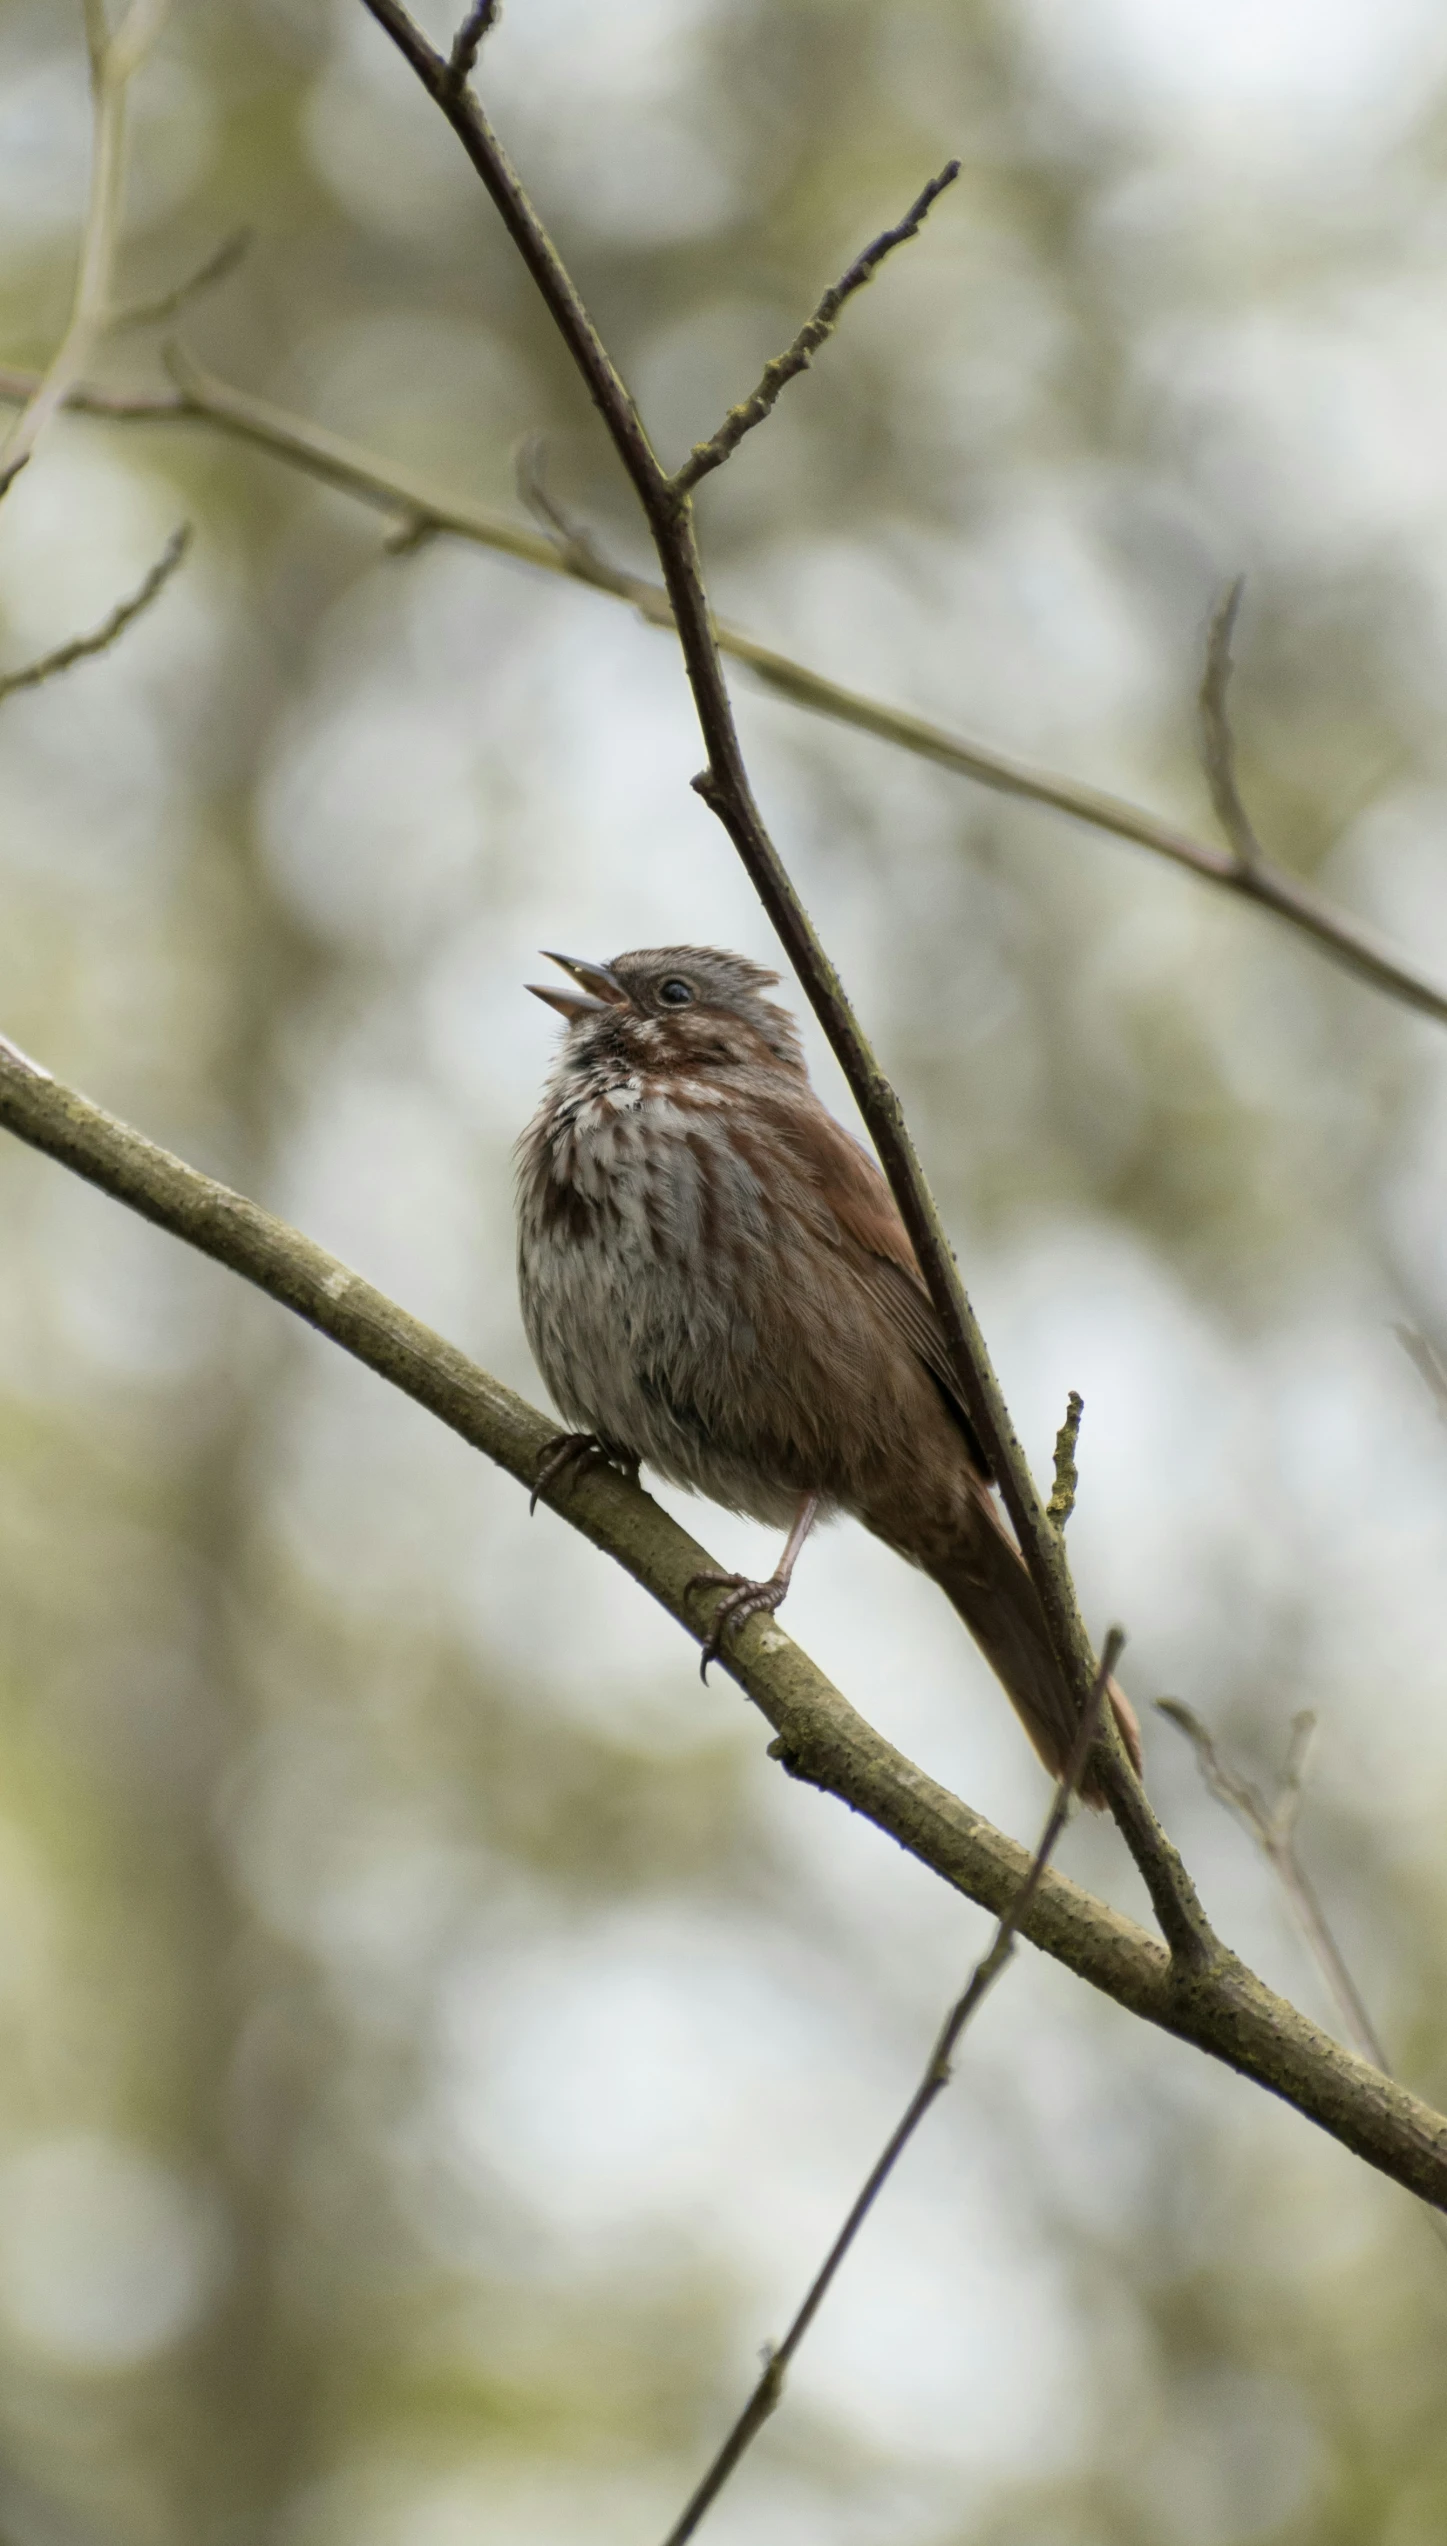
<box><xmin>526</xmin><ymin>951</ymin><xmax>630</xmax><ymax>1022</ymax></box>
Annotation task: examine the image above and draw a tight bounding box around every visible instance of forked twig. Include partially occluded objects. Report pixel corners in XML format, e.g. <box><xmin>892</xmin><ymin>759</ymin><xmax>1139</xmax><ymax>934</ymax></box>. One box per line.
<box><xmin>0</xmin><ymin>524</ymin><xmax>189</xmax><ymax>705</ymax></box>
<box><xmin>674</xmin><ymin>163</ymin><xmax>960</xmax><ymax>493</ymax></box>
<box><xmin>660</xmin><ymin>1628</ymin><xmax>1124</xmax><ymax>2546</ymax></box>
<box><xmin>446</xmin><ymin>0</ymin><xmax>498</xmax><ymax>91</ymax></box>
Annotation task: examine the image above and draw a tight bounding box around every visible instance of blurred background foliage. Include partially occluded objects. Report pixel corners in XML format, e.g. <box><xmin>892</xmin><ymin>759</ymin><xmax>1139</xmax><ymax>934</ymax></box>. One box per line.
<box><xmin>1</xmin><ymin>0</ymin><xmax>1447</xmax><ymax>2539</ymax></box>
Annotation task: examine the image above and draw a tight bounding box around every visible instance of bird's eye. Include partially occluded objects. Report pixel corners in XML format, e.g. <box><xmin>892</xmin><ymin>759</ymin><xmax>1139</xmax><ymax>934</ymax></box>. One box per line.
<box><xmin>658</xmin><ymin>978</ymin><xmax>694</xmax><ymax>1007</ymax></box>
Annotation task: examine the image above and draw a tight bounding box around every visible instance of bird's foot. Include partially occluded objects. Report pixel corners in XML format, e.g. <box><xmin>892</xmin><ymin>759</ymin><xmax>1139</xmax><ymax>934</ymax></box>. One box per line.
<box><xmin>530</xmin><ymin>1432</ymin><xmax>639</xmax><ymax>1516</ymax></box>
<box><xmin>687</xmin><ymin>1567</ymin><xmax>792</xmax><ymax>1681</ymax></box>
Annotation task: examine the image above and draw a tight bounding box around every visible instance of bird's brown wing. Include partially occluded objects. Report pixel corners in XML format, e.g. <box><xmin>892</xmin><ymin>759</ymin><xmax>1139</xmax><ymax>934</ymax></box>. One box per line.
<box><xmin>794</xmin><ymin>1103</ymin><xmax>995</xmax><ymax>1481</ymax></box>
<box><xmin>772</xmin><ymin>1095</ymin><xmax>1143</xmax><ymax>1797</ymax></box>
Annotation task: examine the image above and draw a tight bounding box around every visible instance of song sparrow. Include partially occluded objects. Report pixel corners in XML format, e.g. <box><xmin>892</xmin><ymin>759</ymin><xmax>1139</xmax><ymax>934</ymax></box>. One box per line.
<box><xmin>515</xmin><ymin>945</ymin><xmax>1141</xmax><ymax>1799</ymax></box>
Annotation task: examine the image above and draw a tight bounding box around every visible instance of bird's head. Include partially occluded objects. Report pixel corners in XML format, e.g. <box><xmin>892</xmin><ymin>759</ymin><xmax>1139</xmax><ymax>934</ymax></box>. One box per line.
<box><xmin>527</xmin><ymin>945</ymin><xmax>804</xmax><ymax>1074</ymax></box>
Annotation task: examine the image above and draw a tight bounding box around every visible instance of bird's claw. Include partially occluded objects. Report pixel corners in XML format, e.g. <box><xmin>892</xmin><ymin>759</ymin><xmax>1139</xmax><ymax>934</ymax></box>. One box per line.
<box><xmin>529</xmin><ymin>1432</ymin><xmax>638</xmax><ymax>1515</ymax></box>
<box><xmin>687</xmin><ymin>1568</ymin><xmax>789</xmax><ymax>1681</ymax></box>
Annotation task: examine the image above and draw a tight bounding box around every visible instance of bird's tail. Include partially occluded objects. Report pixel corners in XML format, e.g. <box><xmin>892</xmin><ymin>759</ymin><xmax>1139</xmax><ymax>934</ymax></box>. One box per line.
<box><xmin>925</xmin><ymin>1488</ymin><xmax>1142</xmax><ymax>1808</ymax></box>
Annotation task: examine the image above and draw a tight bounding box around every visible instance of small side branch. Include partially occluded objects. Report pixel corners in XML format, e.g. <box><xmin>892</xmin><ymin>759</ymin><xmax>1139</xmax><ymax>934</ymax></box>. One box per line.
<box><xmin>660</xmin><ymin>1632</ymin><xmax>1123</xmax><ymax>2546</ymax></box>
<box><xmin>1199</xmin><ymin>576</ymin><xmax>1267</xmax><ymax>874</ymax></box>
<box><xmin>446</xmin><ymin>0</ymin><xmax>498</xmax><ymax>92</ymax></box>
<box><xmin>0</xmin><ymin>524</ymin><xmax>189</xmax><ymax>705</ymax></box>
<box><xmin>673</xmin><ymin>162</ymin><xmax>959</xmax><ymax>494</ymax></box>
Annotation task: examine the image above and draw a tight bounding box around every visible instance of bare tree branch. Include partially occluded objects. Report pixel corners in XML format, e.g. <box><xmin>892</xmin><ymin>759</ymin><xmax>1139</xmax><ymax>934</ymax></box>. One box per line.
<box><xmin>0</xmin><ymin>0</ymin><xmax>174</xmax><ymax>499</ymax></box>
<box><xmin>1199</xmin><ymin>575</ymin><xmax>1267</xmax><ymax>872</ymax></box>
<box><xmin>446</xmin><ymin>0</ymin><xmax>499</xmax><ymax>92</ymax></box>
<box><xmin>661</xmin><ymin>1629</ymin><xmax>1122</xmax><ymax>2545</ymax></box>
<box><xmin>353</xmin><ymin>0</ymin><xmax>1217</xmax><ymax>1973</ymax></box>
<box><xmin>673</xmin><ymin>162</ymin><xmax>960</xmax><ymax>493</ymax></box>
<box><xmin>0</xmin><ymin>523</ymin><xmax>189</xmax><ymax>704</ymax></box>
<box><xmin>0</xmin><ymin>357</ymin><xmax>1444</xmax><ymax>1032</ymax></box>
<box><xmin>0</xmin><ymin>1036</ymin><xmax>1445</xmax><ymax>2210</ymax></box>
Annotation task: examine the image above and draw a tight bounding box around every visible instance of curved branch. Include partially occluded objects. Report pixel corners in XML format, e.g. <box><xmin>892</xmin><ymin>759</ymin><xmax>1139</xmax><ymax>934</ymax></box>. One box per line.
<box><xmin>0</xmin><ymin>358</ymin><xmax>1441</xmax><ymax>1029</ymax></box>
<box><xmin>0</xmin><ymin>1037</ymin><xmax>1444</xmax><ymax>2210</ymax></box>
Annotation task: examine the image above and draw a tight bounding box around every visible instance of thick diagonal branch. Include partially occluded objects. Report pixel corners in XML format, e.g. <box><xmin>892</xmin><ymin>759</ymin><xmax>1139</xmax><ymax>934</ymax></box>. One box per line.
<box><xmin>0</xmin><ymin>1039</ymin><xmax>1444</xmax><ymax>2208</ymax></box>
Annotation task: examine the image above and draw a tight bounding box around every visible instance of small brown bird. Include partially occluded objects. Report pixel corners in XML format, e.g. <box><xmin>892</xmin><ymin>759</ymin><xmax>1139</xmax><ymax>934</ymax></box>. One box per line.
<box><xmin>516</xmin><ymin>945</ymin><xmax>1141</xmax><ymax>1798</ymax></box>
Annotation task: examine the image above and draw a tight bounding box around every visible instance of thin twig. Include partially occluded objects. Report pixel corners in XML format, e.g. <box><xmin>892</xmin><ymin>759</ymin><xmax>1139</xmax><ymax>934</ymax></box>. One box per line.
<box><xmin>1199</xmin><ymin>576</ymin><xmax>1267</xmax><ymax>873</ymax></box>
<box><xmin>1</xmin><ymin>364</ymin><xmax>1445</xmax><ymax>1035</ymax></box>
<box><xmin>1047</xmin><ymin>1389</ymin><xmax>1084</xmax><ymax>1532</ymax></box>
<box><xmin>0</xmin><ymin>523</ymin><xmax>189</xmax><ymax>705</ymax></box>
<box><xmin>354</xmin><ymin>0</ymin><xmax>1218</xmax><ymax>1973</ymax></box>
<box><xmin>446</xmin><ymin>0</ymin><xmax>498</xmax><ymax>91</ymax></box>
<box><xmin>1</xmin><ymin>1043</ymin><xmax>1445</xmax><ymax>2209</ymax></box>
<box><xmin>1159</xmin><ymin>1696</ymin><xmax>1447</xmax><ymax>2258</ymax></box>
<box><xmin>0</xmin><ymin>0</ymin><xmax>174</xmax><ymax>501</ymax></box>
<box><xmin>1157</xmin><ymin>1702</ymin><xmax>1389</xmax><ymax>2070</ymax></box>
<box><xmin>662</xmin><ymin>1629</ymin><xmax>1123</xmax><ymax>2546</ymax></box>
<box><xmin>673</xmin><ymin>163</ymin><xmax>960</xmax><ymax>494</ymax></box>
<box><xmin>112</xmin><ymin>226</ymin><xmax>252</xmax><ymax>331</ymax></box>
